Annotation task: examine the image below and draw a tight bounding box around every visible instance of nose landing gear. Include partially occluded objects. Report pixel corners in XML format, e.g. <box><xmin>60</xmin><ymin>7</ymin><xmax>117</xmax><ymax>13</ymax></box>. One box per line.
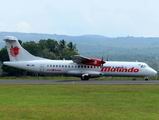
<box><xmin>144</xmin><ymin>77</ymin><xmax>149</xmax><ymax>81</ymax></box>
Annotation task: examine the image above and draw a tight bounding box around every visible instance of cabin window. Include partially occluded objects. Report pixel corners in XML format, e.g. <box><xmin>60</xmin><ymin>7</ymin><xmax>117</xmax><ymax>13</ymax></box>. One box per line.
<box><xmin>56</xmin><ymin>65</ymin><xmax>58</xmax><ymax>67</ymax></box>
<box><xmin>65</xmin><ymin>65</ymin><xmax>67</xmax><ymax>68</ymax></box>
<box><xmin>78</xmin><ymin>66</ymin><xmax>80</xmax><ymax>68</ymax></box>
<box><xmin>26</xmin><ymin>64</ymin><xmax>35</xmax><ymax>67</ymax></box>
<box><xmin>53</xmin><ymin>65</ymin><xmax>55</xmax><ymax>67</ymax></box>
<box><xmin>62</xmin><ymin>65</ymin><xmax>64</xmax><ymax>67</ymax></box>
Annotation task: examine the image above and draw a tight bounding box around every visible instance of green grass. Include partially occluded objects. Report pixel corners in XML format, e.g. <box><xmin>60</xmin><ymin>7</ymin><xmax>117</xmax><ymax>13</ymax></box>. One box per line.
<box><xmin>0</xmin><ymin>85</ymin><xmax>159</xmax><ymax>119</ymax></box>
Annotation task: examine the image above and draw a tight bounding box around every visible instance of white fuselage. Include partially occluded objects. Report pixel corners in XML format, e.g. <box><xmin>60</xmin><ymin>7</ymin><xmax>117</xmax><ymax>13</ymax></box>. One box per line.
<box><xmin>3</xmin><ymin>59</ymin><xmax>157</xmax><ymax>78</ymax></box>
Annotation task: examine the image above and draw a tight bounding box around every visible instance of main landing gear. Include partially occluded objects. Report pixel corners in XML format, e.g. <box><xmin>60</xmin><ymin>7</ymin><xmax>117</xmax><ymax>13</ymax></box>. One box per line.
<box><xmin>81</xmin><ymin>74</ymin><xmax>90</xmax><ymax>81</ymax></box>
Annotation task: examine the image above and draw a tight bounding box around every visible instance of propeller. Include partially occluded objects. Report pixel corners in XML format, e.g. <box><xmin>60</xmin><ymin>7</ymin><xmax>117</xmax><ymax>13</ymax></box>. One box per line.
<box><xmin>101</xmin><ymin>55</ymin><xmax>106</xmax><ymax>66</ymax></box>
<box><xmin>106</xmin><ymin>54</ymin><xmax>109</xmax><ymax>61</ymax></box>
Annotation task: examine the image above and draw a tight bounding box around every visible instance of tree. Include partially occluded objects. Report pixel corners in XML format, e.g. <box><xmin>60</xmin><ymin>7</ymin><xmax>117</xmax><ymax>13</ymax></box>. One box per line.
<box><xmin>40</xmin><ymin>48</ymin><xmax>56</xmax><ymax>59</ymax></box>
<box><xmin>46</xmin><ymin>38</ymin><xmax>58</xmax><ymax>53</ymax></box>
<box><xmin>0</xmin><ymin>47</ymin><xmax>8</xmax><ymax>62</ymax></box>
<box><xmin>2</xmin><ymin>65</ymin><xmax>25</xmax><ymax>76</ymax></box>
<box><xmin>38</xmin><ymin>39</ymin><xmax>47</xmax><ymax>50</ymax></box>
<box><xmin>60</xmin><ymin>51</ymin><xmax>79</xmax><ymax>60</ymax></box>
<box><xmin>22</xmin><ymin>41</ymin><xmax>39</xmax><ymax>56</ymax></box>
<box><xmin>67</xmin><ymin>42</ymin><xmax>77</xmax><ymax>51</ymax></box>
<box><xmin>59</xmin><ymin>39</ymin><xmax>67</xmax><ymax>51</ymax></box>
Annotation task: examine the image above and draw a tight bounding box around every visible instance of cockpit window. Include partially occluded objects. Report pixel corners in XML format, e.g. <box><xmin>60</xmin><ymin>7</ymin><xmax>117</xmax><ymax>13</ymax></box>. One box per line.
<box><xmin>141</xmin><ymin>65</ymin><xmax>145</xmax><ymax>68</ymax></box>
<box><xmin>140</xmin><ymin>64</ymin><xmax>148</xmax><ymax>68</ymax></box>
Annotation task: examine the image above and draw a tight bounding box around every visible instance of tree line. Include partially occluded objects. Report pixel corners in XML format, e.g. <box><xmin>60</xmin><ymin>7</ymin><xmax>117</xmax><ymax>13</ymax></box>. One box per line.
<box><xmin>0</xmin><ymin>38</ymin><xmax>79</xmax><ymax>76</ymax></box>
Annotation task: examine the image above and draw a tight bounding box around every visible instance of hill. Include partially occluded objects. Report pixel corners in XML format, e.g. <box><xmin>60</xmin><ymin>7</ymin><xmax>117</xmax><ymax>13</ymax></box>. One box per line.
<box><xmin>1</xmin><ymin>32</ymin><xmax>159</xmax><ymax>44</ymax></box>
<box><xmin>0</xmin><ymin>32</ymin><xmax>159</xmax><ymax>62</ymax></box>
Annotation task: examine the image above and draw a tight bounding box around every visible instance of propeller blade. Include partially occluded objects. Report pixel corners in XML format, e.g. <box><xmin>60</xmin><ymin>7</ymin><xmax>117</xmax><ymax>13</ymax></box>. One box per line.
<box><xmin>101</xmin><ymin>55</ymin><xmax>106</xmax><ymax>66</ymax></box>
<box><xmin>106</xmin><ymin>54</ymin><xmax>109</xmax><ymax>61</ymax></box>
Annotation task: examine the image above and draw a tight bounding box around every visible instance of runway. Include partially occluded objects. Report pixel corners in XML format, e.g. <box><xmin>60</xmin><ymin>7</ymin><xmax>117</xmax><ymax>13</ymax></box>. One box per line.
<box><xmin>0</xmin><ymin>80</ymin><xmax>159</xmax><ymax>84</ymax></box>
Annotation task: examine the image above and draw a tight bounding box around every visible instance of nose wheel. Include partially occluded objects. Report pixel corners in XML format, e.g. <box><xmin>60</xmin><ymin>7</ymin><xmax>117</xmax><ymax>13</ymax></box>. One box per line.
<box><xmin>144</xmin><ymin>77</ymin><xmax>148</xmax><ymax>81</ymax></box>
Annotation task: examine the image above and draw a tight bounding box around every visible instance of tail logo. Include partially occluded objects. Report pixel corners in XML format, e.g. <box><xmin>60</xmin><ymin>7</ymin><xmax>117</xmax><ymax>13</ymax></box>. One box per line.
<box><xmin>10</xmin><ymin>46</ymin><xmax>20</xmax><ymax>57</ymax></box>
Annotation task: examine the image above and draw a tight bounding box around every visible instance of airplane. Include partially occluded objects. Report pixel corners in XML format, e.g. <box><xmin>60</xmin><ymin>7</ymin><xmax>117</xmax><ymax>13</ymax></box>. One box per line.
<box><xmin>3</xmin><ymin>36</ymin><xmax>157</xmax><ymax>81</ymax></box>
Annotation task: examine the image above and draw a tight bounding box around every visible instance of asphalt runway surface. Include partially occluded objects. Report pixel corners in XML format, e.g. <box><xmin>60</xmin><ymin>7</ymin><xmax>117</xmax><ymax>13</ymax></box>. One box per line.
<box><xmin>0</xmin><ymin>80</ymin><xmax>159</xmax><ymax>84</ymax></box>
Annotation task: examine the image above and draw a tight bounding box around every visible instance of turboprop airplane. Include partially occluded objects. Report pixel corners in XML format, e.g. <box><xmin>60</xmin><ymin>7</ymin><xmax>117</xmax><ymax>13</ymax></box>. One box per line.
<box><xmin>3</xmin><ymin>36</ymin><xmax>157</xmax><ymax>80</ymax></box>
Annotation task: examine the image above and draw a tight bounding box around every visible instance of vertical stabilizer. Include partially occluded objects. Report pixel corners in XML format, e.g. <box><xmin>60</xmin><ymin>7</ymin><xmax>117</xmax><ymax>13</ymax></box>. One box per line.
<box><xmin>4</xmin><ymin>36</ymin><xmax>45</xmax><ymax>61</ymax></box>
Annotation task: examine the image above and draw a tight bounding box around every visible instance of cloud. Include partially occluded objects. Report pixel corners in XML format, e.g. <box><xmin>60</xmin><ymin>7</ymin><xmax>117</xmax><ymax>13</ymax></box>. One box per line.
<box><xmin>1</xmin><ymin>0</ymin><xmax>159</xmax><ymax>37</ymax></box>
<box><xmin>15</xmin><ymin>22</ymin><xmax>31</xmax><ymax>33</ymax></box>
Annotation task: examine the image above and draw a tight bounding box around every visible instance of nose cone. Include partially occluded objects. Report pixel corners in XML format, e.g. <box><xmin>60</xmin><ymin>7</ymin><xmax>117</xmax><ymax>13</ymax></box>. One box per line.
<box><xmin>146</xmin><ymin>68</ymin><xmax>157</xmax><ymax>77</ymax></box>
<box><xmin>154</xmin><ymin>70</ymin><xmax>157</xmax><ymax>75</ymax></box>
<box><xmin>151</xmin><ymin>69</ymin><xmax>157</xmax><ymax>76</ymax></box>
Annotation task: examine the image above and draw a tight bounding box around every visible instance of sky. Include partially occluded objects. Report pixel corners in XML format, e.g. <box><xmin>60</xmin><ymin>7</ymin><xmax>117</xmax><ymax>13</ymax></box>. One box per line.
<box><xmin>0</xmin><ymin>0</ymin><xmax>159</xmax><ymax>37</ymax></box>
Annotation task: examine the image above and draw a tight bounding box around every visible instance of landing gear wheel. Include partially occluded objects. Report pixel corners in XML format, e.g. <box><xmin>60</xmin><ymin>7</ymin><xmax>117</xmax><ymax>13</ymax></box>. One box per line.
<box><xmin>81</xmin><ymin>74</ymin><xmax>90</xmax><ymax>81</ymax></box>
<box><xmin>144</xmin><ymin>77</ymin><xmax>149</xmax><ymax>81</ymax></box>
<box><xmin>81</xmin><ymin>76</ymin><xmax>89</xmax><ymax>81</ymax></box>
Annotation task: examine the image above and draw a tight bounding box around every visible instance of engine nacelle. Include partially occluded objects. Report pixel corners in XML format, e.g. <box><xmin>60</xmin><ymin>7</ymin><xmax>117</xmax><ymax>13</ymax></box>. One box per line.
<box><xmin>67</xmin><ymin>70</ymin><xmax>104</xmax><ymax>80</ymax></box>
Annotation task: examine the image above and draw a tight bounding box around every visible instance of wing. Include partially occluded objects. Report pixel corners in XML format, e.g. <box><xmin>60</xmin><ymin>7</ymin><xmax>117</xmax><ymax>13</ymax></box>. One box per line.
<box><xmin>71</xmin><ymin>55</ymin><xmax>105</xmax><ymax>66</ymax></box>
<box><xmin>71</xmin><ymin>55</ymin><xmax>90</xmax><ymax>63</ymax></box>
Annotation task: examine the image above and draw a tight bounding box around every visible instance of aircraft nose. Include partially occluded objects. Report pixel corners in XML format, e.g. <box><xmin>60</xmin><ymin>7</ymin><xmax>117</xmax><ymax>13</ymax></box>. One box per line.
<box><xmin>152</xmin><ymin>69</ymin><xmax>157</xmax><ymax>75</ymax></box>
